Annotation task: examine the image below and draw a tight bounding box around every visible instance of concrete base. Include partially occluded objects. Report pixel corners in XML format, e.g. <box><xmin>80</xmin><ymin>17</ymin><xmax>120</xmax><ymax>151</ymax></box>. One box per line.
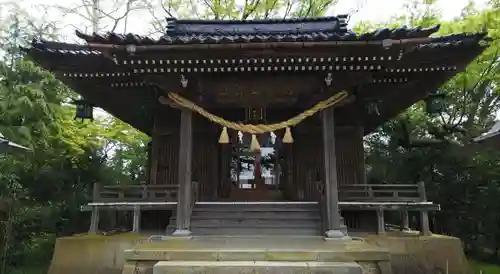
<box><xmin>172</xmin><ymin>229</ymin><xmax>192</xmax><ymax>237</ymax></box>
<box><xmin>152</xmin><ymin>261</ymin><xmax>363</xmax><ymax>274</ymax></box>
<box><xmin>325</xmin><ymin>229</ymin><xmax>351</xmax><ymax>240</ymax></box>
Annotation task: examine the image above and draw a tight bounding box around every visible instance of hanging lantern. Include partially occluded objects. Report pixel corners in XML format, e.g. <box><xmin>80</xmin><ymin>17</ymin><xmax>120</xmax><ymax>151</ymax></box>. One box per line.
<box><xmin>366</xmin><ymin>100</ymin><xmax>380</xmax><ymax>116</ymax></box>
<box><xmin>72</xmin><ymin>99</ymin><xmax>94</xmax><ymax>121</ymax></box>
<box><xmin>264</xmin><ymin>132</ymin><xmax>274</xmax><ymax>147</ymax></box>
<box><xmin>425</xmin><ymin>91</ymin><xmax>446</xmax><ymax>115</ymax></box>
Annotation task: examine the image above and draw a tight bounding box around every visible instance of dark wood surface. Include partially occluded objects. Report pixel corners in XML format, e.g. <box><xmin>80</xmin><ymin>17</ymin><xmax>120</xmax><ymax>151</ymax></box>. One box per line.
<box><xmin>26</xmin><ymin>31</ymin><xmax>488</xmax><ymax>135</ymax></box>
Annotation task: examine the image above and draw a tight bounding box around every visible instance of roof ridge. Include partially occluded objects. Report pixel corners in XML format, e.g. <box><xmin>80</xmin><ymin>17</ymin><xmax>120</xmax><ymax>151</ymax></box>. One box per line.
<box><xmin>165</xmin><ymin>16</ymin><xmax>348</xmax><ymax>36</ymax></box>
<box><xmin>165</xmin><ymin>15</ymin><xmax>348</xmax><ymax>25</ymax></box>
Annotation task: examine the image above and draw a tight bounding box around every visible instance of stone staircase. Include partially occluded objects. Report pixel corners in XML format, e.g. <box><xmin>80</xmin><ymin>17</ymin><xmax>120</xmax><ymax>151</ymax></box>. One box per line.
<box><xmin>122</xmin><ymin>236</ymin><xmax>391</xmax><ymax>274</ymax></box>
<box><xmin>166</xmin><ymin>202</ymin><xmax>324</xmax><ymax>236</ymax></box>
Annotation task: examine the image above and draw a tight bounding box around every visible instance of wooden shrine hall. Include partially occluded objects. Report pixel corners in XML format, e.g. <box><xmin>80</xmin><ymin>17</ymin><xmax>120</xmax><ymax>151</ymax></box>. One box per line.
<box><xmin>25</xmin><ymin>15</ymin><xmax>489</xmax><ymax>239</ymax></box>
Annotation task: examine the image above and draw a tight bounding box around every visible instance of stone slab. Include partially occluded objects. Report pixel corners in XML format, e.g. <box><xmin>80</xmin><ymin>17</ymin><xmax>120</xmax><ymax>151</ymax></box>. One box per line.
<box><xmin>124</xmin><ymin>248</ymin><xmax>389</xmax><ymax>262</ymax></box>
<box><xmin>123</xmin><ymin>237</ymin><xmax>390</xmax><ymax>262</ymax></box>
<box><xmin>152</xmin><ymin>261</ymin><xmax>363</xmax><ymax>274</ymax></box>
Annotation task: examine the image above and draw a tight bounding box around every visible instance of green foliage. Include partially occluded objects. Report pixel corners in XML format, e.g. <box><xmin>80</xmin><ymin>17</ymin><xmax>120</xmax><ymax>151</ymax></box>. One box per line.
<box><xmin>365</xmin><ymin>0</ymin><xmax>500</xmax><ymax>263</ymax></box>
<box><xmin>0</xmin><ymin>12</ymin><xmax>149</xmax><ymax>273</ymax></box>
<box><xmin>469</xmin><ymin>259</ymin><xmax>500</xmax><ymax>274</ymax></box>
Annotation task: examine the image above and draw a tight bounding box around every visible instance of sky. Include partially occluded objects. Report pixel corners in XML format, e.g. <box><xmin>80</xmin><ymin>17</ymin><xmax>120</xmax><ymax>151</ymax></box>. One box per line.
<box><xmin>3</xmin><ymin>0</ymin><xmax>489</xmax><ymax>41</ymax></box>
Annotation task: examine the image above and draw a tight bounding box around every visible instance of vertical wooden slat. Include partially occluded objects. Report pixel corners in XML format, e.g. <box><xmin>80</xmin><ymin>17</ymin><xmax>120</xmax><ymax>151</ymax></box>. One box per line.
<box><xmin>335</xmin><ymin>126</ymin><xmax>365</xmax><ymax>186</ymax></box>
<box><xmin>219</xmin><ymin>144</ymin><xmax>232</xmax><ymax>199</ymax></box>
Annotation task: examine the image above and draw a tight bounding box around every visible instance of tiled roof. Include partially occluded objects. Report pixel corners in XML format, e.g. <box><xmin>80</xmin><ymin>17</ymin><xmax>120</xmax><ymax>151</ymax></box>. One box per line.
<box><xmin>72</xmin><ymin>16</ymin><xmax>457</xmax><ymax>45</ymax></box>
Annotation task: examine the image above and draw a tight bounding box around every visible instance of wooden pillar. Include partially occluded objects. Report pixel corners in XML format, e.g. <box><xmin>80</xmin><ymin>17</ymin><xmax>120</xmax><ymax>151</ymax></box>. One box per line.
<box><xmin>132</xmin><ymin>205</ymin><xmax>141</xmax><ymax>233</ymax></box>
<box><xmin>172</xmin><ymin>109</ymin><xmax>193</xmax><ymax>237</ymax></box>
<box><xmin>418</xmin><ymin>181</ymin><xmax>431</xmax><ymax>236</ymax></box>
<box><xmin>322</xmin><ymin>107</ymin><xmax>348</xmax><ymax>239</ymax></box>
<box><xmin>89</xmin><ymin>182</ymin><xmax>100</xmax><ymax>234</ymax></box>
<box><xmin>376</xmin><ymin>207</ymin><xmax>386</xmax><ymax>235</ymax></box>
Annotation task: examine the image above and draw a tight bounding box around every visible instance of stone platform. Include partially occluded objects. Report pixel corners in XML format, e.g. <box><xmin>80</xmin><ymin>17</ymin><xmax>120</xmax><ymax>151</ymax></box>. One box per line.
<box><xmin>46</xmin><ymin>232</ymin><xmax>469</xmax><ymax>274</ymax></box>
<box><xmin>122</xmin><ymin>236</ymin><xmax>389</xmax><ymax>274</ymax></box>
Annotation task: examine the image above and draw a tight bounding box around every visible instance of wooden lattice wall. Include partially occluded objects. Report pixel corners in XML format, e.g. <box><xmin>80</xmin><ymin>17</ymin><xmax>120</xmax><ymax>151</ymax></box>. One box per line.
<box><xmin>148</xmin><ymin>110</ymin><xmax>366</xmax><ymax>202</ymax></box>
<box><xmin>289</xmin><ymin>125</ymin><xmax>366</xmax><ymax>201</ymax></box>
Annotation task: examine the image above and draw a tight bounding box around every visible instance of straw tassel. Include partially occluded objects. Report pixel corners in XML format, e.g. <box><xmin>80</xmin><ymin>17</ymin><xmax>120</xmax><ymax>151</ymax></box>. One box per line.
<box><xmin>250</xmin><ymin>134</ymin><xmax>261</xmax><ymax>152</ymax></box>
<box><xmin>282</xmin><ymin>127</ymin><xmax>293</xmax><ymax>143</ymax></box>
<box><xmin>218</xmin><ymin>126</ymin><xmax>229</xmax><ymax>144</ymax></box>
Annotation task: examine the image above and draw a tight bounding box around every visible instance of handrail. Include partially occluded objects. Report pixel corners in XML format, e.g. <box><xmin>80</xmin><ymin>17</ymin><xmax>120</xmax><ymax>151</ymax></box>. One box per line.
<box><xmin>339</xmin><ymin>183</ymin><xmax>424</xmax><ymax>202</ymax></box>
<box><xmin>92</xmin><ymin>183</ymin><xmax>179</xmax><ymax>202</ymax></box>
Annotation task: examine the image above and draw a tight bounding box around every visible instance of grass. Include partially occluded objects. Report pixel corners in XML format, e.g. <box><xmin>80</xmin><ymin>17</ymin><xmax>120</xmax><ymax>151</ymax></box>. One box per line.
<box><xmin>469</xmin><ymin>259</ymin><xmax>500</xmax><ymax>274</ymax></box>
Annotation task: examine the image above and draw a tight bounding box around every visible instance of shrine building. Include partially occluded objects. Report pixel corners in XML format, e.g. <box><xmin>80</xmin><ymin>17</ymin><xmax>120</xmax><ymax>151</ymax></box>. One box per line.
<box><xmin>25</xmin><ymin>16</ymin><xmax>489</xmax><ymax>274</ymax></box>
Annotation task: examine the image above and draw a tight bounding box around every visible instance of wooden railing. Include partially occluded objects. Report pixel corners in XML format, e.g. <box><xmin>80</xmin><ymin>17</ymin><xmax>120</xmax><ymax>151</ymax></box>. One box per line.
<box><xmin>338</xmin><ymin>183</ymin><xmax>426</xmax><ymax>202</ymax></box>
<box><xmin>92</xmin><ymin>183</ymin><xmax>179</xmax><ymax>202</ymax></box>
<box><xmin>336</xmin><ymin>182</ymin><xmax>431</xmax><ymax>235</ymax></box>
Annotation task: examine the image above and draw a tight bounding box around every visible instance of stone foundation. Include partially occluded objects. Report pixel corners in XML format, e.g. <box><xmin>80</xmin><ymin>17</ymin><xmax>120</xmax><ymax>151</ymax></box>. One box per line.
<box><xmin>47</xmin><ymin>233</ymin><xmax>467</xmax><ymax>274</ymax></box>
<box><xmin>362</xmin><ymin>233</ymin><xmax>468</xmax><ymax>274</ymax></box>
<box><xmin>47</xmin><ymin>234</ymin><xmax>146</xmax><ymax>274</ymax></box>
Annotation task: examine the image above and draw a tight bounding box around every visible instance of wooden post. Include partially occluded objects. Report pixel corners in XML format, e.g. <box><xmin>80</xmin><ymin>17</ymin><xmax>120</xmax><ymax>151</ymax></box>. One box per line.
<box><xmin>89</xmin><ymin>206</ymin><xmax>99</xmax><ymax>234</ymax></box>
<box><xmin>89</xmin><ymin>183</ymin><xmax>101</xmax><ymax>234</ymax></box>
<box><xmin>92</xmin><ymin>182</ymin><xmax>101</xmax><ymax>202</ymax></box>
<box><xmin>418</xmin><ymin>181</ymin><xmax>431</xmax><ymax>236</ymax></box>
<box><xmin>376</xmin><ymin>207</ymin><xmax>386</xmax><ymax>235</ymax></box>
<box><xmin>420</xmin><ymin>210</ymin><xmax>431</xmax><ymax>236</ymax></box>
<box><xmin>401</xmin><ymin>211</ymin><xmax>410</xmax><ymax>231</ymax></box>
<box><xmin>172</xmin><ymin>108</ymin><xmax>193</xmax><ymax>237</ymax></box>
<box><xmin>321</xmin><ymin>107</ymin><xmax>348</xmax><ymax>239</ymax></box>
<box><xmin>132</xmin><ymin>205</ymin><xmax>141</xmax><ymax>233</ymax></box>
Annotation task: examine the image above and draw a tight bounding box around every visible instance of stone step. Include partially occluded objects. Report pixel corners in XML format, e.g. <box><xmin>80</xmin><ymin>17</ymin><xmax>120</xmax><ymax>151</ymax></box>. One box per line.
<box><xmin>152</xmin><ymin>261</ymin><xmax>362</xmax><ymax>274</ymax></box>
<box><xmin>123</xmin><ymin>239</ymin><xmax>391</xmax><ymax>262</ymax></box>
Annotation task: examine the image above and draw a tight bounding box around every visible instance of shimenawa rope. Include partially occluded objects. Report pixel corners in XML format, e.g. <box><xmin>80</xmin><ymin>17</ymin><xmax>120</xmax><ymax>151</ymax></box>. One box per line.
<box><xmin>163</xmin><ymin>91</ymin><xmax>348</xmax><ymax>150</ymax></box>
<box><xmin>166</xmin><ymin>91</ymin><xmax>348</xmax><ymax>134</ymax></box>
